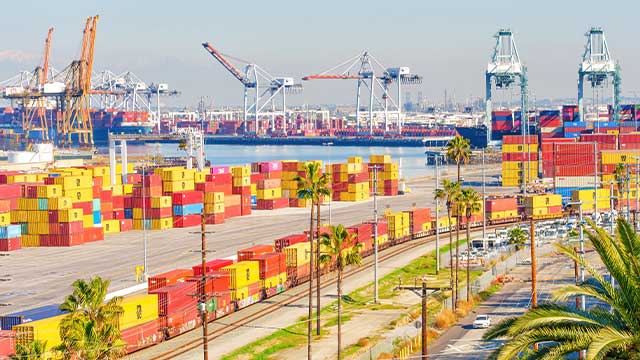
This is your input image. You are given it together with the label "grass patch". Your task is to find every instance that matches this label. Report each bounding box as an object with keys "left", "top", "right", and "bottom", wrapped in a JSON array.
[{"left": 324, "top": 314, "right": 352, "bottom": 328}]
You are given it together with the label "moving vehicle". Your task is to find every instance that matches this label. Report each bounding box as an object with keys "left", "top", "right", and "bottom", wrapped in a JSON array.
[{"left": 473, "top": 314, "right": 492, "bottom": 329}]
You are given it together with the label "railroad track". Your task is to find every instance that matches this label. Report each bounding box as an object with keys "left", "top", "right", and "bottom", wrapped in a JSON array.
[{"left": 145, "top": 222, "right": 514, "bottom": 360}]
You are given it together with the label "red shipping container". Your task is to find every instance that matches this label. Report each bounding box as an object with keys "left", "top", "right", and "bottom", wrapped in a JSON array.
[
  {"left": 193, "top": 259, "right": 234, "bottom": 276},
  {"left": 257, "top": 179, "right": 280, "bottom": 189},
  {"left": 503, "top": 135, "right": 537, "bottom": 144},
  {"left": 148, "top": 268, "right": 193, "bottom": 291},
  {"left": 101, "top": 202, "right": 113, "bottom": 214},
  {"left": 185, "top": 270, "right": 230, "bottom": 296},
  {"left": 195, "top": 182, "right": 216, "bottom": 192},
  {"left": 150, "top": 282, "right": 198, "bottom": 316},
  {"left": 143, "top": 175, "right": 162, "bottom": 187},
  {"left": 485, "top": 198, "right": 518, "bottom": 212},
  {"left": 0, "top": 184, "right": 22, "bottom": 198},
  {"left": 274, "top": 234, "right": 308, "bottom": 252},
  {"left": 112, "top": 195, "right": 125, "bottom": 209},
  {"left": 348, "top": 172, "right": 369, "bottom": 182},
  {"left": 172, "top": 191, "right": 203, "bottom": 205},
  {"left": 133, "top": 186, "right": 162, "bottom": 198},
  {"left": 126, "top": 173, "right": 142, "bottom": 184},
  {"left": 0, "top": 200, "right": 10, "bottom": 213},
  {"left": 72, "top": 201, "right": 93, "bottom": 215},
  {"left": 237, "top": 245, "right": 275, "bottom": 261},
  {"left": 287, "top": 263, "right": 310, "bottom": 281},
  {"left": 146, "top": 207, "right": 173, "bottom": 218},
  {"left": 112, "top": 209, "right": 125, "bottom": 220},
  {"left": 0, "top": 330, "right": 15, "bottom": 358},
  {"left": 84, "top": 227, "right": 104, "bottom": 242},
  {"left": 548, "top": 206, "right": 563, "bottom": 214},
  {"left": 205, "top": 173, "right": 232, "bottom": 185},
  {"left": 225, "top": 205, "right": 242, "bottom": 218},
  {"left": 263, "top": 170, "right": 282, "bottom": 180},
  {"left": 205, "top": 213, "right": 225, "bottom": 224},
  {"left": 0, "top": 237, "right": 21, "bottom": 251},
  {"left": 502, "top": 152, "right": 540, "bottom": 161},
  {"left": 231, "top": 186, "right": 251, "bottom": 196},
  {"left": 173, "top": 214, "right": 200, "bottom": 228},
  {"left": 119, "top": 219, "right": 133, "bottom": 232},
  {"left": 120, "top": 318, "right": 162, "bottom": 353},
  {"left": 49, "top": 221, "right": 84, "bottom": 235},
  {"left": 42, "top": 234, "right": 84, "bottom": 247},
  {"left": 251, "top": 173, "right": 265, "bottom": 183},
  {"left": 253, "top": 252, "right": 286, "bottom": 279},
  {"left": 554, "top": 165, "right": 596, "bottom": 176},
  {"left": 100, "top": 190, "right": 113, "bottom": 203}
]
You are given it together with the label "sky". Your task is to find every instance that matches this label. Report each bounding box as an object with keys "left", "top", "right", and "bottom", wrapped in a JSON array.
[{"left": 1, "top": 0, "right": 639, "bottom": 108}]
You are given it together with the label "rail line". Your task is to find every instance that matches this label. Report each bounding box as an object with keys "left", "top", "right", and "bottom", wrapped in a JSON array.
[{"left": 145, "top": 222, "right": 516, "bottom": 360}]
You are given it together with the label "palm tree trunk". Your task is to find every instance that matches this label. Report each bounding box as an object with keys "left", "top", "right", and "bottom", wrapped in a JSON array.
[
  {"left": 337, "top": 267, "right": 343, "bottom": 360},
  {"left": 316, "top": 201, "right": 321, "bottom": 335},
  {"left": 466, "top": 214, "right": 471, "bottom": 302},
  {"left": 455, "top": 215, "right": 460, "bottom": 308},
  {"left": 308, "top": 202, "right": 315, "bottom": 360},
  {"left": 447, "top": 208, "right": 455, "bottom": 309},
  {"left": 457, "top": 162, "right": 461, "bottom": 183}
]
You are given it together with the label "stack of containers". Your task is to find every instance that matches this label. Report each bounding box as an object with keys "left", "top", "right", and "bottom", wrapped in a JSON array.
[
  {"left": 485, "top": 197, "right": 518, "bottom": 222},
  {"left": 600, "top": 150, "right": 640, "bottom": 208},
  {"left": 281, "top": 161, "right": 306, "bottom": 207},
  {"left": 563, "top": 121, "right": 587, "bottom": 138},
  {"left": 374, "top": 221, "right": 389, "bottom": 247},
  {"left": 571, "top": 189, "right": 611, "bottom": 214},
  {"left": 230, "top": 165, "right": 251, "bottom": 216},
  {"left": 0, "top": 199, "right": 20, "bottom": 251},
  {"left": 368, "top": 155, "right": 399, "bottom": 196},
  {"left": 253, "top": 252, "right": 287, "bottom": 296},
  {"left": 580, "top": 134, "right": 617, "bottom": 150},
  {"left": 204, "top": 191, "right": 225, "bottom": 224},
  {"left": 385, "top": 212, "right": 410, "bottom": 240},
  {"left": 158, "top": 167, "right": 196, "bottom": 193},
  {"left": 452, "top": 197, "right": 484, "bottom": 227},
  {"left": 172, "top": 191, "right": 203, "bottom": 228},
  {"left": 130, "top": 174, "right": 166, "bottom": 231},
  {"left": 404, "top": 208, "right": 431, "bottom": 236},
  {"left": 619, "top": 133, "right": 640, "bottom": 150},
  {"left": 283, "top": 242, "right": 311, "bottom": 282},
  {"left": 501, "top": 135, "right": 539, "bottom": 187},
  {"left": 149, "top": 281, "right": 200, "bottom": 338},
  {"left": 539, "top": 110, "right": 563, "bottom": 139},
  {"left": 491, "top": 110, "right": 519, "bottom": 133},
  {"left": 346, "top": 223, "right": 373, "bottom": 254},
  {"left": 331, "top": 157, "right": 370, "bottom": 202},
  {"left": 237, "top": 244, "right": 274, "bottom": 261},
  {"left": 274, "top": 233, "right": 307, "bottom": 252},
  {"left": 0, "top": 183, "right": 22, "bottom": 210},
  {"left": 620, "top": 105, "right": 635, "bottom": 122},
  {"left": 562, "top": 105, "right": 579, "bottom": 122},
  {"left": 553, "top": 143, "right": 599, "bottom": 200},
  {"left": 541, "top": 138, "right": 577, "bottom": 178},
  {"left": 221, "top": 261, "right": 261, "bottom": 307},
  {"left": 592, "top": 121, "right": 619, "bottom": 134},
  {"left": 254, "top": 161, "right": 288, "bottom": 210},
  {"left": 524, "top": 194, "right": 563, "bottom": 218}
]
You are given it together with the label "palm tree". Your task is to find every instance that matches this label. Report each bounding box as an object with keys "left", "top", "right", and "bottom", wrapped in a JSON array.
[
  {"left": 57, "top": 277, "right": 125, "bottom": 360},
  {"left": 9, "top": 340, "right": 47, "bottom": 360},
  {"left": 295, "top": 161, "right": 331, "bottom": 346},
  {"left": 613, "top": 163, "right": 626, "bottom": 212},
  {"left": 484, "top": 218, "right": 640, "bottom": 359},
  {"left": 446, "top": 135, "right": 471, "bottom": 183},
  {"left": 507, "top": 227, "right": 527, "bottom": 264},
  {"left": 441, "top": 179, "right": 461, "bottom": 309},
  {"left": 460, "top": 188, "right": 481, "bottom": 302},
  {"left": 319, "top": 224, "right": 363, "bottom": 360},
  {"left": 434, "top": 188, "right": 446, "bottom": 276}
]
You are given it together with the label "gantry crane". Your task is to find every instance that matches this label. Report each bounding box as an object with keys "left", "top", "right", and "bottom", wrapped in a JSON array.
[
  {"left": 303, "top": 51, "right": 421, "bottom": 134},
  {"left": 577, "top": 27, "right": 620, "bottom": 122},
  {"left": 202, "top": 42, "right": 302, "bottom": 135},
  {"left": 58, "top": 15, "right": 99, "bottom": 147},
  {"left": 485, "top": 29, "right": 528, "bottom": 144},
  {"left": 22, "top": 27, "right": 54, "bottom": 142}
]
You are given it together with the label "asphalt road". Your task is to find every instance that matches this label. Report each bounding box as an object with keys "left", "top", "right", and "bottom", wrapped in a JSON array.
[
  {"left": 425, "top": 246, "right": 580, "bottom": 360},
  {"left": 0, "top": 164, "right": 505, "bottom": 315}
]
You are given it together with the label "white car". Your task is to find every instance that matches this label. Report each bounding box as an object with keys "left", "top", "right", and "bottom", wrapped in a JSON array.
[{"left": 473, "top": 314, "right": 492, "bottom": 329}]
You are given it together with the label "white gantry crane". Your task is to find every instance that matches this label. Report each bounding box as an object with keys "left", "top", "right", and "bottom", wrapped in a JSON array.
[
  {"left": 202, "top": 42, "right": 302, "bottom": 135},
  {"left": 577, "top": 27, "right": 620, "bottom": 122},
  {"left": 303, "top": 51, "right": 421, "bottom": 135},
  {"left": 485, "top": 28, "right": 528, "bottom": 144}
]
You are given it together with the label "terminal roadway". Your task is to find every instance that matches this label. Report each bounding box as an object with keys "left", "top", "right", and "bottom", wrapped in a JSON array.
[{"left": 0, "top": 164, "right": 502, "bottom": 316}]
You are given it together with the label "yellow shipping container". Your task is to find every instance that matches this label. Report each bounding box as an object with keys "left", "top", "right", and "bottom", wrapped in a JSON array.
[
  {"left": 54, "top": 175, "right": 93, "bottom": 190},
  {"left": 48, "top": 197, "right": 72, "bottom": 210},
  {"left": 204, "top": 203, "right": 225, "bottom": 214},
  {"left": 18, "top": 199, "right": 38, "bottom": 211},
  {"left": 81, "top": 215, "right": 93, "bottom": 228},
  {"left": 525, "top": 194, "right": 562, "bottom": 208},
  {"left": 502, "top": 177, "right": 521, "bottom": 187},
  {"left": 0, "top": 212, "right": 9, "bottom": 226},
  {"left": 348, "top": 156, "right": 363, "bottom": 164},
  {"left": 261, "top": 272, "right": 287, "bottom": 289},
  {"left": 194, "top": 171, "right": 207, "bottom": 184},
  {"left": 284, "top": 242, "right": 311, "bottom": 266},
  {"left": 257, "top": 188, "right": 282, "bottom": 200},
  {"left": 27, "top": 223, "right": 49, "bottom": 235},
  {"left": 526, "top": 207, "right": 548, "bottom": 216},
  {"left": 370, "top": 155, "right": 391, "bottom": 164},
  {"left": 251, "top": 183, "right": 257, "bottom": 195},
  {"left": 231, "top": 165, "right": 251, "bottom": 177},
  {"left": 163, "top": 180, "right": 195, "bottom": 193},
  {"left": 58, "top": 209, "right": 83, "bottom": 222},
  {"left": 103, "top": 184, "right": 123, "bottom": 196},
  {"left": 21, "top": 234, "right": 40, "bottom": 247},
  {"left": 7, "top": 174, "right": 39, "bottom": 184},
  {"left": 151, "top": 217, "right": 173, "bottom": 230},
  {"left": 160, "top": 168, "right": 195, "bottom": 182},
  {"left": 221, "top": 261, "right": 260, "bottom": 289},
  {"left": 63, "top": 188, "right": 93, "bottom": 202},
  {"left": 103, "top": 219, "right": 121, "bottom": 234},
  {"left": 347, "top": 182, "right": 368, "bottom": 193},
  {"left": 502, "top": 144, "right": 538, "bottom": 153},
  {"left": 37, "top": 185, "right": 63, "bottom": 198},
  {"left": 204, "top": 192, "right": 225, "bottom": 204},
  {"left": 502, "top": 161, "right": 539, "bottom": 172},
  {"left": 28, "top": 211, "right": 49, "bottom": 223},
  {"left": 421, "top": 221, "right": 433, "bottom": 231},
  {"left": 600, "top": 150, "right": 640, "bottom": 165},
  {"left": 118, "top": 294, "right": 159, "bottom": 330},
  {"left": 377, "top": 233, "right": 389, "bottom": 246},
  {"left": 571, "top": 189, "right": 610, "bottom": 202},
  {"left": 231, "top": 288, "right": 260, "bottom": 302},
  {"left": 14, "top": 314, "right": 65, "bottom": 349},
  {"left": 150, "top": 196, "right": 172, "bottom": 208},
  {"left": 123, "top": 184, "right": 134, "bottom": 195},
  {"left": 383, "top": 163, "right": 398, "bottom": 172},
  {"left": 90, "top": 166, "right": 110, "bottom": 177},
  {"left": 232, "top": 176, "right": 251, "bottom": 187}
]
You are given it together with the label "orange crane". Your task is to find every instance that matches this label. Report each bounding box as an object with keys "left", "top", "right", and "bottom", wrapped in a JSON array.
[
  {"left": 60, "top": 15, "right": 98, "bottom": 147},
  {"left": 23, "top": 27, "right": 54, "bottom": 142}
]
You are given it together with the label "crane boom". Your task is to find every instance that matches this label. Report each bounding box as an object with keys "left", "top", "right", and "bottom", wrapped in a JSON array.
[
  {"left": 302, "top": 74, "right": 363, "bottom": 81},
  {"left": 202, "top": 42, "right": 249, "bottom": 85},
  {"left": 40, "top": 27, "right": 53, "bottom": 85}
]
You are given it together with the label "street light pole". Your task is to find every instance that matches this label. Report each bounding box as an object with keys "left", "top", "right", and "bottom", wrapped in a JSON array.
[
  {"left": 421, "top": 281, "right": 428, "bottom": 360},
  {"left": 373, "top": 165, "right": 379, "bottom": 303},
  {"left": 635, "top": 157, "right": 639, "bottom": 231},
  {"left": 610, "top": 181, "right": 615, "bottom": 235},
  {"left": 142, "top": 163, "right": 148, "bottom": 281},
  {"left": 482, "top": 149, "right": 486, "bottom": 239},
  {"left": 435, "top": 155, "right": 440, "bottom": 274}
]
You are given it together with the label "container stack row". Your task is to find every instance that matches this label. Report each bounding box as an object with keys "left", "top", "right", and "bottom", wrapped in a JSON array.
[
  {"left": 501, "top": 135, "right": 539, "bottom": 187},
  {"left": 329, "top": 156, "right": 370, "bottom": 202},
  {"left": 368, "top": 155, "right": 399, "bottom": 196}
]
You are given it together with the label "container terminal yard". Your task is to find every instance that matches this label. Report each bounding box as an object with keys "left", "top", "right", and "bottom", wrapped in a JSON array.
[{"left": 0, "top": 8, "right": 639, "bottom": 360}]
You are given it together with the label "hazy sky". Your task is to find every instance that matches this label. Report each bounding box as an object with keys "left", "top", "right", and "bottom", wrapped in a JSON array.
[{"left": 1, "top": 0, "right": 639, "bottom": 108}]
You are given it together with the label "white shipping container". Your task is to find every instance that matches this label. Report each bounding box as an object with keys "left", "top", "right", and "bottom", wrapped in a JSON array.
[
  {"left": 4, "top": 86, "right": 25, "bottom": 96},
  {"left": 554, "top": 176, "right": 598, "bottom": 188},
  {"left": 43, "top": 82, "right": 65, "bottom": 94}
]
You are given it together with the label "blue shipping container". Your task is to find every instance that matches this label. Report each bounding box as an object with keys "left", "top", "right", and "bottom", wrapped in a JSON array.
[
  {"left": 37, "top": 198, "right": 48, "bottom": 210},
  {"left": 92, "top": 199, "right": 101, "bottom": 211},
  {"left": 124, "top": 208, "right": 133, "bottom": 219},
  {"left": 540, "top": 110, "right": 561, "bottom": 116},
  {"left": 93, "top": 210, "right": 101, "bottom": 224},
  {"left": 250, "top": 195, "right": 257, "bottom": 206},
  {"left": 555, "top": 187, "right": 590, "bottom": 202},
  {"left": 0, "top": 224, "right": 22, "bottom": 239},
  {"left": 564, "top": 122, "right": 587, "bottom": 127},
  {"left": 173, "top": 203, "right": 204, "bottom": 216},
  {"left": 1, "top": 304, "right": 68, "bottom": 330}
]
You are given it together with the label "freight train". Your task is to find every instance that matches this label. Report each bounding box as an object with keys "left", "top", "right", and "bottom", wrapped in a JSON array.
[{"left": 0, "top": 192, "right": 560, "bottom": 358}]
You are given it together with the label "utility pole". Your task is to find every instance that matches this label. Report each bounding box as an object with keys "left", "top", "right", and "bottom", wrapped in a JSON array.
[
  {"left": 142, "top": 163, "right": 148, "bottom": 281},
  {"left": 578, "top": 201, "right": 586, "bottom": 360},
  {"left": 593, "top": 143, "right": 598, "bottom": 224},
  {"left": 635, "top": 156, "right": 639, "bottom": 231},
  {"left": 435, "top": 155, "right": 440, "bottom": 274},
  {"left": 373, "top": 165, "right": 380, "bottom": 303},
  {"left": 627, "top": 165, "right": 631, "bottom": 223},
  {"left": 482, "top": 149, "right": 486, "bottom": 239},
  {"left": 421, "top": 281, "right": 428, "bottom": 360},
  {"left": 610, "top": 181, "right": 615, "bottom": 235},
  {"left": 199, "top": 212, "right": 209, "bottom": 360},
  {"left": 530, "top": 217, "right": 537, "bottom": 309}
]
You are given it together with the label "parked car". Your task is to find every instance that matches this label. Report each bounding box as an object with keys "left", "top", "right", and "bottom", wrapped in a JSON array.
[{"left": 473, "top": 314, "right": 492, "bottom": 329}]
